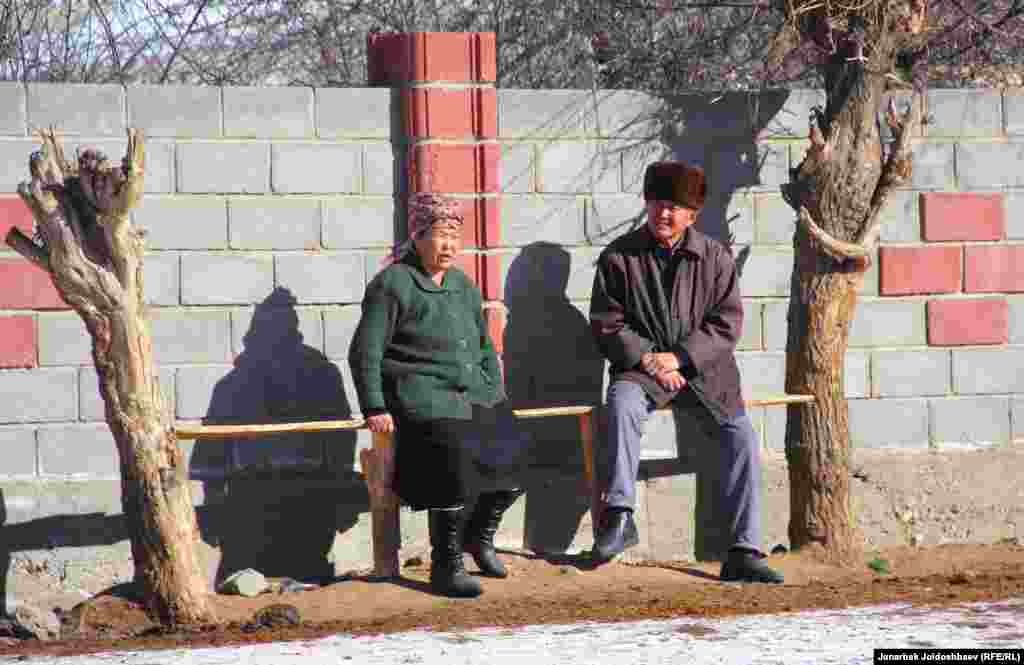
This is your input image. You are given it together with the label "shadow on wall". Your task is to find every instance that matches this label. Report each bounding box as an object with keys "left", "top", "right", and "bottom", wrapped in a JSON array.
[
  {"left": 503, "top": 243, "right": 605, "bottom": 553},
  {"left": 190, "top": 287, "right": 366, "bottom": 585}
]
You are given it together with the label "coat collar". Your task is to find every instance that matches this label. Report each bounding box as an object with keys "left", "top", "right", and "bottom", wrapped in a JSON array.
[
  {"left": 637, "top": 224, "right": 706, "bottom": 259},
  {"left": 400, "top": 252, "right": 465, "bottom": 293}
]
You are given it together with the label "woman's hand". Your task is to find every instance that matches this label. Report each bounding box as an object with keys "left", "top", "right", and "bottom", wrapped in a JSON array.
[{"left": 365, "top": 412, "right": 395, "bottom": 433}]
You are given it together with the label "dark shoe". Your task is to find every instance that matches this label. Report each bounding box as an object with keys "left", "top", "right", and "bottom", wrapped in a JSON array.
[
  {"left": 463, "top": 489, "right": 522, "bottom": 578},
  {"left": 591, "top": 508, "right": 639, "bottom": 561},
  {"left": 720, "top": 548, "right": 784, "bottom": 584},
  {"left": 428, "top": 508, "right": 483, "bottom": 598}
]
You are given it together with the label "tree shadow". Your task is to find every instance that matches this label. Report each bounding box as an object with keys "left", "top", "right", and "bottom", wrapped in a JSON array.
[
  {"left": 190, "top": 287, "right": 364, "bottom": 586},
  {"left": 503, "top": 242, "right": 605, "bottom": 554}
]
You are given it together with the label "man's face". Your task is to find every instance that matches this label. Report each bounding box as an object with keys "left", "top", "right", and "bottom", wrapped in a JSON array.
[
  {"left": 414, "top": 222, "right": 462, "bottom": 274},
  {"left": 645, "top": 200, "right": 698, "bottom": 247}
]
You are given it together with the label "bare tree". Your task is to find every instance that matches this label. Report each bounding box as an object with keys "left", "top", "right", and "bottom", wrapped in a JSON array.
[{"left": 5, "top": 130, "right": 214, "bottom": 625}]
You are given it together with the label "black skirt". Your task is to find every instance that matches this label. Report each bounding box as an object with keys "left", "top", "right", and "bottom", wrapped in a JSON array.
[{"left": 392, "top": 401, "right": 532, "bottom": 511}]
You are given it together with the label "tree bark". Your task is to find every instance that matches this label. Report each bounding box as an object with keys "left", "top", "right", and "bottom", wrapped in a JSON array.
[{"left": 7, "top": 129, "right": 214, "bottom": 625}]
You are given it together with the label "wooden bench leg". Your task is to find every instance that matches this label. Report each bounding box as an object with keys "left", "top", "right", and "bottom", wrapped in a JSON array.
[
  {"left": 359, "top": 431, "right": 401, "bottom": 578},
  {"left": 578, "top": 411, "right": 603, "bottom": 539}
]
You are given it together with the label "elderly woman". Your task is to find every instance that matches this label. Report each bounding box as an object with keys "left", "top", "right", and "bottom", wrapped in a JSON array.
[{"left": 348, "top": 193, "right": 529, "bottom": 598}]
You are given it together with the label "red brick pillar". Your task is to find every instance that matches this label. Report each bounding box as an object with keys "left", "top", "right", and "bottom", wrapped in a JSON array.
[{"left": 367, "top": 32, "right": 505, "bottom": 351}]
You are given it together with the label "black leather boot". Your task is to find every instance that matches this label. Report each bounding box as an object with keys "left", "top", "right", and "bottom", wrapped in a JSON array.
[
  {"left": 463, "top": 489, "right": 523, "bottom": 578},
  {"left": 719, "top": 547, "right": 784, "bottom": 584},
  {"left": 591, "top": 507, "right": 639, "bottom": 562},
  {"left": 428, "top": 508, "right": 483, "bottom": 598}
]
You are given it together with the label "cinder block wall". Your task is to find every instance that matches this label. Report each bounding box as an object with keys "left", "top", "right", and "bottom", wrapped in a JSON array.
[{"left": 1, "top": 35, "right": 1023, "bottom": 585}]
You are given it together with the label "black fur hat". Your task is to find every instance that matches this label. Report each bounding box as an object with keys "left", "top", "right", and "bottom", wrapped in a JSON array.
[{"left": 642, "top": 161, "right": 706, "bottom": 210}]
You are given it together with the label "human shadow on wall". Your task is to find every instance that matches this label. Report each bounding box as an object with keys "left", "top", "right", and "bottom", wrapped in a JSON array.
[
  {"left": 191, "top": 287, "right": 365, "bottom": 585},
  {"left": 503, "top": 243, "right": 605, "bottom": 554}
]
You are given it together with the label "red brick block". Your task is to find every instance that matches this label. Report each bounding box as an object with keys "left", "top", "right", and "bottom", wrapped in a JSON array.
[
  {"left": 927, "top": 298, "right": 1008, "bottom": 346},
  {"left": 480, "top": 253, "right": 502, "bottom": 301},
  {"left": 0, "top": 197, "right": 33, "bottom": 240},
  {"left": 0, "top": 315, "right": 36, "bottom": 368},
  {"left": 461, "top": 197, "right": 500, "bottom": 249},
  {"left": 367, "top": 32, "right": 496, "bottom": 84},
  {"left": 964, "top": 245, "right": 1024, "bottom": 293},
  {"left": 878, "top": 245, "right": 962, "bottom": 296},
  {"left": 921, "top": 192, "right": 1004, "bottom": 241},
  {"left": 0, "top": 259, "right": 68, "bottom": 309},
  {"left": 483, "top": 306, "right": 505, "bottom": 353},
  {"left": 410, "top": 144, "right": 500, "bottom": 194},
  {"left": 404, "top": 88, "right": 496, "bottom": 140},
  {"left": 456, "top": 251, "right": 480, "bottom": 286}
]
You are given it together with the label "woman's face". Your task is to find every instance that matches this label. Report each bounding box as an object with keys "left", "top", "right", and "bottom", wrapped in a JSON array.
[{"left": 414, "top": 222, "right": 462, "bottom": 275}]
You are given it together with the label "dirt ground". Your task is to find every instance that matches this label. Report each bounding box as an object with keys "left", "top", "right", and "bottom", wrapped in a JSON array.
[{"left": 3, "top": 541, "right": 1024, "bottom": 658}]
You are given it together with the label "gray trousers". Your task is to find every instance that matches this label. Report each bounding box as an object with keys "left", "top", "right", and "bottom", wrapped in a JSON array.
[{"left": 603, "top": 380, "right": 762, "bottom": 552}]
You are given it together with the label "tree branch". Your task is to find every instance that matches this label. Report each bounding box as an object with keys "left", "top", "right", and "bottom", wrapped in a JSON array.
[
  {"left": 5, "top": 227, "right": 50, "bottom": 271},
  {"left": 798, "top": 206, "right": 871, "bottom": 261}
]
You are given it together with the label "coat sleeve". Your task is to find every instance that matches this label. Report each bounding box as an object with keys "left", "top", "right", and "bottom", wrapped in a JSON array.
[
  {"left": 348, "top": 275, "right": 400, "bottom": 414},
  {"left": 672, "top": 246, "right": 743, "bottom": 378},
  {"left": 589, "top": 249, "right": 655, "bottom": 370}
]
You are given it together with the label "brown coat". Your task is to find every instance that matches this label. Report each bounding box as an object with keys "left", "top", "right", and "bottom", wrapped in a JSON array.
[{"left": 589, "top": 225, "right": 744, "bottom": 423}]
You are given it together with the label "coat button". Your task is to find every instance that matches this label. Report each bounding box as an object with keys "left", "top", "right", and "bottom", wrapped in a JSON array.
[{"left": 458, "top": 339, "right": 468, "bottom": 348}]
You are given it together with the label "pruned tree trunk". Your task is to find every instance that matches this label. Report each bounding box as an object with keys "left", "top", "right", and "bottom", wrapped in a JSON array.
[
  {"left": 783, "top": 6, "right": 922, "bottom": 565},
  {"left": 6, "top": 129, "right": 214, "bottom": 625}
]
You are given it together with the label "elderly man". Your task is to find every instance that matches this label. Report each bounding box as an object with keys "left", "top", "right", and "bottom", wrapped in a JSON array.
[{"left": 588, "top": 161, "right": 783, "bottom": 584}]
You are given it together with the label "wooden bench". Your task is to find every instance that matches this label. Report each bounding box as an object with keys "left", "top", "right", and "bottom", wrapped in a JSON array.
[{"left": 173, "top": 394, "right": 814, "bottom": 577}]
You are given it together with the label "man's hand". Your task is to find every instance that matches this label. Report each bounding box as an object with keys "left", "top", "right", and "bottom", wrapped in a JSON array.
[
  {"left": 641, "top": 352, "right": 681, "bottom": 376},
  {"left": 366, "top": 412, "right": 395, "bottom": 433},
  {"left": 655, "top": 369, "right": 686, "bottom": 392}
]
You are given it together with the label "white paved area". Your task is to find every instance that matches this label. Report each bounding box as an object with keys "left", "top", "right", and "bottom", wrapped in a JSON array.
[{"left": 5, "top": 598, "right": 1022, "bottom": 665}]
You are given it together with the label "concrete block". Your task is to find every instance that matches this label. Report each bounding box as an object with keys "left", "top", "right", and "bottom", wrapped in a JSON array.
[
  {"left": 590, "top": 89, "right": 664, "bottom": 140},
  {"left": 79, "top": 366, "right": 174, "bottom": 423},
  {"left": 953, "top": 347, "right": 1024, "bottom": 394},
  {"left": 859, "top": 249, "right": 880, "bottom": 297},
  {"left": 149, "top": 309, "right": 232, "bottom": 364},
  {"left": 126, "top": 85, "right": 221, "bottom": 138},
  {"left": 26, "top": 83, "right": 124, "bottom": 135},
  {"left": 957, "top": 142, "right": 1024, "bottom": 189},
  {"left": 586, "top": 196, "right": 644, "bottom": 245},
  {"left": 719, "top": 192, "right": 754, "bottom": 246},
  {"left": 871, "top": 348, "right": 951, "bottom": 398},
  {"left": 754, "top": 194, "right": 797, "bottom": 245},
  {"left": 1007, "top": 90, "right": 1024, "bottom": 136},
  {"left": 1006, "top": 191, "right": 1024, "bottom": 240},
  {"left": 175, "top": 365, "right": 233, "bottom": 420},
  {"left": 231, "top": 305, "right": 324, "bottom": 357},
  {"left": 846, "top": 351, "right": 869, "bottom": 399},
  {"left": 143, "top": 252, "right": 180, "bottom": 306},
  {"left": 1014, "top": 396, "right": 1024, "bottom": 444},
  {"left": 181, "top": 253, "right": 274, "bottom": 305},
  {"left": 848, "top": 398, "right": 929, "bottom": 449},
  {"left": 538, "top": 142, "right": 620, "bottom": 194},
  {"left": 0, "top": 368, "right": 77, "bottom": 424},
  {"left": 316, "top": 88, "right": 393, "bottom": 138},
  {"left": 271, "top": 143, "right": 360, "bottom": 194},
  {"left": 275, "top": 253, "right": 364, "bottom": 304},
  {"left": 564, "top": 248, "right": 604, "bottom": 300},
  {"left": 228, "top": 197, "right": 321, "bottom": 250},
  {"left": 929, "top": 396, "right": 1011, "bottom": 448},
  {"left": 849, "top": 300, "right": 926, "bottom": 347},
  {"left": 710, "top": 143, "right": 788, "bottom": 192},
  {"left": 0, "top": 426, "right": 36, "bottom": 476},
  {"left": 363, "top": 142, "right": 397, "bottom": 195},
  {"left": 498, "top": 90, "right": 592, "bottom": 139},
  {"left": 38, "top": 423, "right": 118, "bottom": 477},
  {"left": 0, "top": 82, "right": 26, "bottom": 135},
  {"left": 224, "top": 87, "right": 314, "bottom": 138},
  {"left": 738, "top": 300, "right": 762, "bottom": 351},
  {"left": 1010, "top": 296, "right": 1024, "bottom": 344},
  {"left": 503, "top": 196, "right": 586, "bottom": 247},
  {"left": 620, "top": 140, "right": 674, "bottom": 193},
  {"left": 364, "top": 250, "right": 390, "bottom": 288},
  {"left": 926, "top": 89, "right": 1003, "bottom": 137},
  {"left": 37, "top": 312, "right": 91, "bottom": 366},
  {"left": 0, "top": 140, "right": 38, "bottom": 193},
  {"left": 323, "top": 306, "right": 363, "bottom": 361},
  {"left": 135, "top": 196, "right": 229, "bottom": 249},
  {"left": 323, "top": 197, "right": 396, "bottom": 249},
  {"left": 878, "top": 190, "right": 920, "bottom": 243},
  {"left": 736, "top": 352, "right": 785, "bottom": 396},
  {"left": 910, "top": 142, "right": 955, "bottom": 189},
  {"left": 737, "top": 246, "right": 792, "bottom": 297},
  {"left": 764, "top": 89, "right": 826, "bottom": 138},
  {"left": 500, "top": 142, "right": 535, "bottom": 193},
  {"left": 762, "top": 299, "right": 789, "bottom": 351},
  {"left": 177, "top": 142, "right": 269, "bottom": 194}
]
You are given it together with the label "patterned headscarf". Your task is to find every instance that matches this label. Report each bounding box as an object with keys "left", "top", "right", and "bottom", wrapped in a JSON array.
[{"left": 384, "top": 193, "right": 465, "bottom": 264}]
